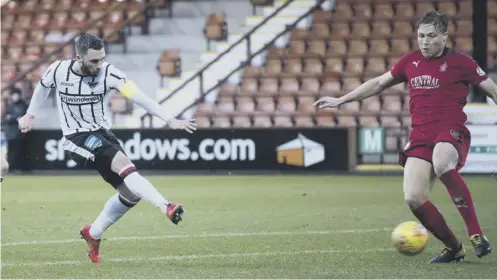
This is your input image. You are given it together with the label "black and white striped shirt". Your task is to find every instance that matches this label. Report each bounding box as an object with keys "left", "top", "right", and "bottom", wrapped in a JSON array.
[{"left": 40, "top": 59, "right": 127, "bottom": 136}]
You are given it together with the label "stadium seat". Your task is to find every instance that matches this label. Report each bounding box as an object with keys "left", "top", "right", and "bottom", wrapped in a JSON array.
[
  {"left": 380, "top": 116, "right": 401, "bottom": 128},
  {"left": 394, "top": 3, "right": 414, "bottom": 20},
  {"left": 336, "top": 115, "right": 356, "bottom": 127},
  {"left": 455, "top": 37, "right": 473, "bottom": 53},
  {"left": 383, "top": 96, "right": 402, "bottom": 113},
  {"left": 324, "top": 58, "right": 343, "bottom": 75},
  {"left": 489, "top": 19, "right": 497, "bottom": 37},
  {"left": 415, "top": 3, "right": 436, "bottom": 18},
  {"left": 332, "top": 2, "right": 353, "bottom": 21},
  {"left": 256, "top": 97, "right": 275, "bottom": 113},
  {"left": 457, "top": 1, "right": 472, "bottom": 18},
  {"left": 280, "top": 78, "right": 299, "bottom": 95},
  {"left": 369, "top": 39, "right": 390, "bottom": 56},
  {"left": 373, "top": 3, "right": 394, "bottom": 20},
  {"left": 301, "top": 77, "right": 321, "bottom": 95},
  {"left": 309, "top": 23, "right": 330, "bottom": 40},
  {"left": 204, "top": 13, "right": 228, "bottom": 47},
  {"left": 327, "top": 40, "right": 347, "bottom": 57},
  {"left": 350, "top": 22, "right": 371, "bottom": 38},
  {"left": 294, "top": 116, "right": 315, "bottom": 127},
  {"left": 195, "top": 116, "right": 211, "bottom": 128},
  {"left": 240, "top": 78, "right": 258, "bottom": 96},
  {"left": 348, "top": 40, "right": 368, "bottom": 56},
  {"left": 259, "top": 78, "right": 279, "bottom": 96},
  {"left": 353, "top": 3, "right": 372, "bottom": 20},
  {"left": 158, "top": 49, "right": 182, "bottom": 78},
  {"left": 219, "top": 84, "right": 239, "bottom": 97},
  {"left": 488, "top": 1, "right": 497, "bottom": 18},
  {"left": 315, "top": 114, "right": 335, "bottom": 127},
  {"left": 265, "top": 59, "right": 282, "bottom": 77},
  {"left": 391, "top": 39, "right": 410, "bottom": 56},
  {"left": 312, "top": 10, "right": 332, "bottom": 24},
  {"left": 233, "top": 116, "right": 252, "bottom": 128},
  {"left": 274, "top": 116, "right": 293, "bottom": 127},
  {"left": 392, "top": 22, "right": 413, "bottom": 38},
  {"left": 456, "top": 20, "right": 473, "bottom": 36},
  {"left": 212, "top": 116, "right": 231, "bottom": 128},
  {"left": 330, "top": 23, "right": 350, "bottom": 38},
  {"left": 371, "top": 21, "right": 392, "bottom": 38},
  {"left": 243, "top": 66, "right": 262, "bottom": 79},
  {"left": 362, "top": 96, "right": 381, "bottom": 113},
  {"left": 438, "top": 2, "right": 457, "bottom": 17},
  {"left": 359, "top": 116, "right": 379, "bottom": 128},
  {"left": 236, "top": 97, "right": 255, "bottom": 114},
  {"left": 253, "top": 115, "right": 272, "bottom": 127},
  {"left": 320, "top": 77, "right": 341, "bottom": 96}
]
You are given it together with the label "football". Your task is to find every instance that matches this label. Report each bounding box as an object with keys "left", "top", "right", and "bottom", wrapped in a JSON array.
[{"left": 391, "top": 221, "right": 429, "bottom": 256}]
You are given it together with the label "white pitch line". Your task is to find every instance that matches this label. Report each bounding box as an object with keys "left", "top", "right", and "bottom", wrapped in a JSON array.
[
  {"left": 1, "top": 248, "right": 395, "bottom": 267},
  {"left": 1, "top": 227, "right": 391, "bottom": 247}
]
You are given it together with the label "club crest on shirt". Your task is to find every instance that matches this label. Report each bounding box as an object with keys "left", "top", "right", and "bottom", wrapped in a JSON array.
[
  {"left": 439, "top": 62, "right": 447, "bottom": 72},
  {"left": 450, "top": 129, "right": 460, "bottom": 140},
  {"left": 476, "top": 66, "right": 486, "bottom": 76},
  {"left": 410, "top": 75, "right": 440, "bottom": 89}
]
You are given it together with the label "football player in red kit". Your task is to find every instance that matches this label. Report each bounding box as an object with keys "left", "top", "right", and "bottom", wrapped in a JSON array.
[{"left": 314, "top": 11, "right": 497, "bottom": 263}]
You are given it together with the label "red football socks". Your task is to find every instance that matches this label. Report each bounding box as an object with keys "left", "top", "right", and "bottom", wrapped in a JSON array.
[
  {"left": 440, "top": 169, "right": 483, "bottom": 236},
  {"left": 411, "top": 200, "right": 460, "bottom": 250}
]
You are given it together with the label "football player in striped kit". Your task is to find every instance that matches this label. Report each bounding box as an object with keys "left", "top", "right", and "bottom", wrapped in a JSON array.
[{"left": 17, "top": 33, "right": 197, "bottom": 264}]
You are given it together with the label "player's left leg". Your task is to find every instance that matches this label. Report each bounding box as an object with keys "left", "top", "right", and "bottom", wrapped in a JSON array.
[
  {"left": 433, "top": 141, "right": 492, "bottom": 258},
  {"left": 80, "top": 182, "right": 141, "bottom": 263},
  {"left": 87, "top": 182, "right": 141, "bottom": 240},
  {"left": 1, "top": 154, "right": 9, "bottom": 182}
]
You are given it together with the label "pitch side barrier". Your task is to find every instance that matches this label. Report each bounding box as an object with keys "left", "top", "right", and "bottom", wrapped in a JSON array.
[
  {"left": 22, "top": 128, "right": 357, "bottom": 172},
  {"left": 357, "top": 104, "right": 497, "bottom": 174}
]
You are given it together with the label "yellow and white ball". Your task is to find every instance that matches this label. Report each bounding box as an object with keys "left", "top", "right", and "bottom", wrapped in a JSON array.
[{"left": 391, "top": 221, "right": 429, "bottom": 256}]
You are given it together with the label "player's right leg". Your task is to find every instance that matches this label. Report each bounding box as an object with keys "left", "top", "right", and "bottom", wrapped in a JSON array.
[
  {"left": 433, "top": 129, "right": 492, "bottom": 259},
  {"left": 403, "top": 157, "right": 465, "bottom": 263},
  {"left": 109, "top": 151, "right": 184, "bottom": 225},
  {"left": 1, "top": 154, "right": 9, "bottom": 182}
]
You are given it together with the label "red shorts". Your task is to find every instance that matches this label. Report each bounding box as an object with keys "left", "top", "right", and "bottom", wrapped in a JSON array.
[{"left": 398, "top": 125, "right": 471, "bottom": 171}]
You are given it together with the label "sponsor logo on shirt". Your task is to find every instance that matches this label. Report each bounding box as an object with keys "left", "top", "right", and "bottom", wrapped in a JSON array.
[{"left": 410, "top": 75, "right": 440, "bottom": 89}]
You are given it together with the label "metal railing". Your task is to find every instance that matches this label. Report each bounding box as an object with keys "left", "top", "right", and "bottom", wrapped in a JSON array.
[
  {"left": 140, "top": 0, "right": 300, "bottom": 126},
  {"left": 141, "top": 0, "right": 326, "bottom": 127},
  {"left": 172, "top": 0, "right": 327, "bottom": 123}
]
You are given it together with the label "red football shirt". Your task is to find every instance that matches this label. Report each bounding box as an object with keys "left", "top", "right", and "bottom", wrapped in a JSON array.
[{"left": 390, "top": 48, "right": 488, "bottom": 128}]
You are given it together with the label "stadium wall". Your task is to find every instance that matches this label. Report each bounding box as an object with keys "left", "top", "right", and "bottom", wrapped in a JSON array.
[
  {"left": 3, "top": 105, "right": 494, "bottom": 174},
  {"left": 19, "top": 128, "right": 357, "bottom": 173}
]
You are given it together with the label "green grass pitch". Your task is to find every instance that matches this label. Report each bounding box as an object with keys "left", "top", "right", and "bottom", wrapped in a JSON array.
[{"left": 1, "top": 174, "right": 496, "bottom": 278}]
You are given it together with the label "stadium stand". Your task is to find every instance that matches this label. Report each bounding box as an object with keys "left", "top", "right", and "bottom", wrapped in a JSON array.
[
  {"left": 191, "top": 0, "right": 497, "bottom": 135},
  {"left": 1, "top": 0, "right": 171, "bottom": 117},
  {"left": 1, "top": 0, "right": 496, "bottom": 132}
]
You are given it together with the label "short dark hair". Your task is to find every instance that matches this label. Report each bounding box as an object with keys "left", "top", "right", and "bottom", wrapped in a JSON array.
[
  {"left": 416, "top": 11, "right": 449, "bottom": 33},
  {"left": 75, "top": 33, "right": 104, "bottom": 56}
]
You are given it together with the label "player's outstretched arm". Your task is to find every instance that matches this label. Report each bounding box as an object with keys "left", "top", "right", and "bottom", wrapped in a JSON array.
[
  {"left": 314, "top": 71, "right": 400, "bottom": 109},
  {"left": 477, "top": 78, "right": 497, "bottom": 105},
  {"left": 118, "top": 80, "right": 197, "bottom": 133},
  {"left": 18, "top": 81, "right": 53, "bottom": 133},
  {"left": 18, "top": 60, "right": 59, "bottom": 133}
]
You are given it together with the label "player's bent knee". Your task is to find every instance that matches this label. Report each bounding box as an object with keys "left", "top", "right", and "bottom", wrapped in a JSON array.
[
  {"left": 116, "top": 183, "right": 141, "bottom": 207},
  {"left": 403, "top": 157, "right": 432, "bottom": 209},
  {"left": 110, "top": 151, "right": 135, "bottom": 175},
  {"left": 404, "top": 192, "right": 428, "bottom": 209},
  {"left": 432, "top": 143, "right": 459, "bottom": 177}
]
